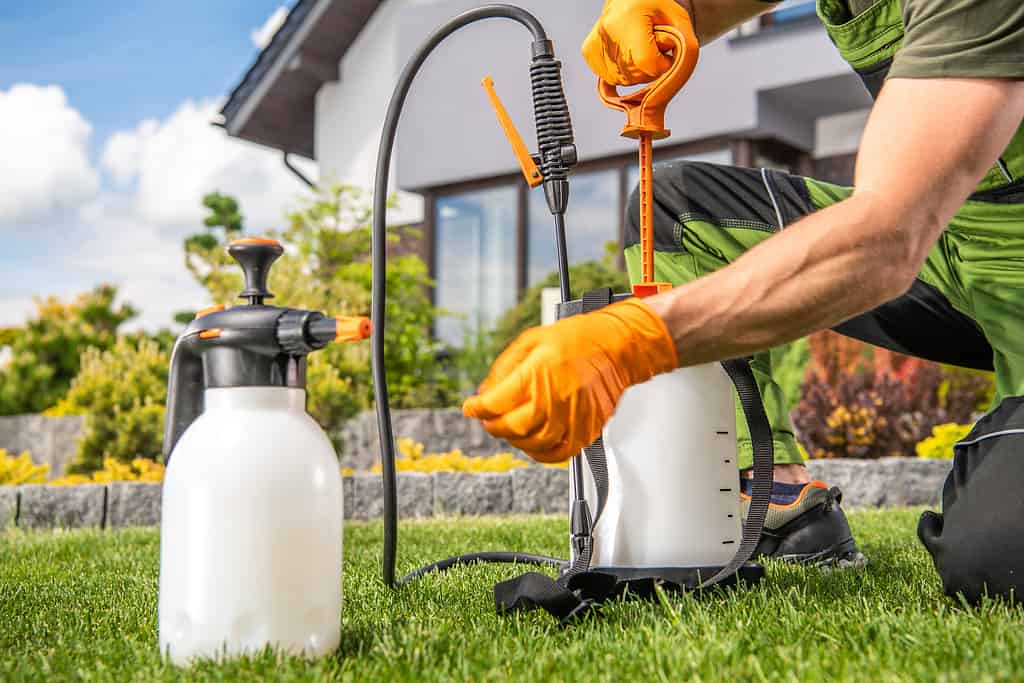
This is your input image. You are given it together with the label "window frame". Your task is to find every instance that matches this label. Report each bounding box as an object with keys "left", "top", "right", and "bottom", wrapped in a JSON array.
[{"left": 421, "top": 135, "right": 806, "bottom": 341}]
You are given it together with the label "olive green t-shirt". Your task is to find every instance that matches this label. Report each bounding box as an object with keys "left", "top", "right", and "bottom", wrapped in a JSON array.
[{"left": 823, "top": 0, "right": 1024, "bottom": 79}]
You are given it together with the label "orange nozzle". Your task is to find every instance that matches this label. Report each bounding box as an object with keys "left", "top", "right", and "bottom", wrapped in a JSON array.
[
  {"left": 230, "top": 237, "right": 281, "bottom": 247},
  {"left": 482, "top": 76, "right": 543, "bottom": 188},
  {"left": 597, "top": 24, "right": 699, "bottom": 140},
  {"left": 195, "top": 304, "right": 225, "bottom": 319},
  {"left": 335, "top": 316, "right": 372, "bottom": 342}
]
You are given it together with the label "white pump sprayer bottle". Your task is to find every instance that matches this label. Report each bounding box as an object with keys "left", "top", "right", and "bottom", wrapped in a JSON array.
[{"left": 158, "top": 238, "right": 371, "bottom": 665}]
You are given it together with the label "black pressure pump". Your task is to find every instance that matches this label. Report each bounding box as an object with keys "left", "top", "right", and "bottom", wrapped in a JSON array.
[{"left": 163, "top": 237, "right": 371, "bottom": 461}]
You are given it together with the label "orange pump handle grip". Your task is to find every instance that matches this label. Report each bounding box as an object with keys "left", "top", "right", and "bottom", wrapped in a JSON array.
[
  {"left": 597, "top": 24, "right": 699, "bottom": 140},
  {"left": 334, "top": 315, "right": 372, "bottom": 342}
]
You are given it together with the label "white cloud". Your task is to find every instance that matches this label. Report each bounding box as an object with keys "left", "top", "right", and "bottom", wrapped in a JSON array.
[
  {"left": 0, "top": 91, "right": 315, "bottom": 331},
  {"left": 251, "top": 6, "right": 289, "bottom": 49},
  {"left": 0, "top": 84, "right": 99, "bottom": 226},
  {"left": 100, "top": 98, "right": 312, "bottom": 232}
]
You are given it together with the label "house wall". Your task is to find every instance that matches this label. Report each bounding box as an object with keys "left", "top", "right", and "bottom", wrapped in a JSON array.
[
  {"left": 314, "top": 0, "right": 427, "bottom": 225},
  {"left": 314, "top": 0, "right": 874, "bottom": 222}
]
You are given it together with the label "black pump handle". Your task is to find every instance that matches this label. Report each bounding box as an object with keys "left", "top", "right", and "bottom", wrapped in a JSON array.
[{"left": 163, "top": 335, "right": 204, "bottom": 463}]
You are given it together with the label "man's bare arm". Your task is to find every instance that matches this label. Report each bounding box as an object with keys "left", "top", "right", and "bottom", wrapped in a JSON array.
[
  {"left": 645, "top": 77, "right": 1024, "bottom": 366},
  {"left": 677, "top": 0, "right": 777, "bottom": 44}
]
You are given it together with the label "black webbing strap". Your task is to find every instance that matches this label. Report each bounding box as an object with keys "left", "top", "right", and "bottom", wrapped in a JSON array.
[
  {"left": 698, "top": 358, "right": 774, "bottom": 588},
  {"left": 494, "top": 288, "right": 775, "bottom": 625},
  {"left": 563, "top": 288, "right": 614, "bottom": 578}
]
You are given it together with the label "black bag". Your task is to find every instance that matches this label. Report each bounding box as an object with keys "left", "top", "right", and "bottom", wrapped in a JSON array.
[{"left": 918, "top": 396, "right": 1024, "bottom": 603}]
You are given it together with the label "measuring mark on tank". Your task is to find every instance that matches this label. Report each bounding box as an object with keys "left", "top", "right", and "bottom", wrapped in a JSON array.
[
  {"left": 722, "top": 540, "right": 735, "bottom": 545},
  {"left": 717, "top": 431, "right": 729, "bottom": 435},
  {"left": 720, "top": 488, "right": 732, "bottom": 492},
  {"left": 727, "top": 514, "right": 734, "bottom": 518},
  {"left": 724, "top": 459, "right": 731, "bottom": 464}
]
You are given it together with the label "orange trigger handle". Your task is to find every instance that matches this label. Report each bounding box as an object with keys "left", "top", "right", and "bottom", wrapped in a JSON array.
[
  {"left": 482, "top": 76, "right": 543, "bottom": 188},
  {"left": 597, "top": 24, "right": 699, "bottom": 140},
  {"left": 598, "top": 23, "right": 698, "bottom": 295}
]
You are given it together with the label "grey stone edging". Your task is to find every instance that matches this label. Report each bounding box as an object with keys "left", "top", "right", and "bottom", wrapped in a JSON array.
[
  {"left": 107, "top": 482, "right": 162, "bottom": 528},
  {"left": 18, "top": 483, "right": 106, "bottom": 530},
  {"left": 0, "top": 457, "right": 954, "bottom": 530},
  {"left": 806, "top": 456, "right": 950, "bottom": 508},
  {"left": 0, "top": 486, "right": 16, "bottom": 529}
]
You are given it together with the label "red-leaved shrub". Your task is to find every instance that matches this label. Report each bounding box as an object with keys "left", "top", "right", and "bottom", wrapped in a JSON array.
[{"left": 794, "top": 332, "right": 994, "bottom": 459}]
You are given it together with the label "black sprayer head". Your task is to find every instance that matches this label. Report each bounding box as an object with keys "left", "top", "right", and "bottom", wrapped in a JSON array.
[
  {"left": 229, "top": 237, "right": 283, "bottom": 305},
  {"left": 163, "top": 237, "right": 371, "bottom": 462}
]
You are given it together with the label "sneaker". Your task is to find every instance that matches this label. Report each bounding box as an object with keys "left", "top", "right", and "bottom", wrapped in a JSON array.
[{"left": 741, "top": 480, "right": 867, "bottom": 568}]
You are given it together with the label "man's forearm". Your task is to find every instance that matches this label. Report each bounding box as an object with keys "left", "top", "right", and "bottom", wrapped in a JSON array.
[
  {"left": 677, "top": 0, "right": 776, "bottom": 43},
  {"left": 647, "top": 77, "right": 1024, "bottom": 368},
  {"left": 645, "top": 192, "right": 923, "bottom": 367}
]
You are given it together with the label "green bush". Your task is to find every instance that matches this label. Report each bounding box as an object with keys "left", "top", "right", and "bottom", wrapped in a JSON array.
[
  {"left": 50, "top": 339, "right": 168, "bottom": 475},
  {"left": 184, "top": 186, "right": 459, "bottom": 436},
  {"left": 0, "top": 285, "right": 136, "bottom": 415},
  {"left": 490, "top": 246, "right": 631, "bottom": 355}
]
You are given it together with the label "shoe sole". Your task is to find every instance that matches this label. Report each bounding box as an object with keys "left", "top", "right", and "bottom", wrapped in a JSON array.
[{"left": 771, "top": 537, "right": 868, "bottom": 570}]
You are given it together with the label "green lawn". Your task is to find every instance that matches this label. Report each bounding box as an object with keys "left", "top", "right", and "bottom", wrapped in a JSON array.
[{"left": 2, "top": 509, "right": 1023, "bottom": 682}]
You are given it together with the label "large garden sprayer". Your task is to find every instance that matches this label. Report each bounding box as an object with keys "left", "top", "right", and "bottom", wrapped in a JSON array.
[{"left": 370, "top": 4, "right": 775, "bottom": 624}]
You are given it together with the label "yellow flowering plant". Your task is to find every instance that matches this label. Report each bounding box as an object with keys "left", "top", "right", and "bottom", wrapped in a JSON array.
[
  {"left": 351, "top": 438, "right": 564, "bottom": 475},
  {"left": 0, "top": 449, "right": 49, "bottom": 486},
  {"left": 49, "top": 457, "right": 165, "bottom": 486},
  {"left": 915, "top": 423, "right": 972, "bottom": 459}
]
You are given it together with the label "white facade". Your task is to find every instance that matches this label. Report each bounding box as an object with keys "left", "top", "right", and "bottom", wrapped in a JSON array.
[{"left": 313, "top": 0, "right": 872, "bottom": 226}]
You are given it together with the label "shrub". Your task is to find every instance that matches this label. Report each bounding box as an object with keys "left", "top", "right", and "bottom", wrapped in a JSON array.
[
  {"left": 49, "top": 457, "right": 165, "bottom": 486},
  {"left": 0, "top": 449, "right": 48, "bottom": 485},
  {"left": 915, "top": 423, "right": 972, "bottom": 459},
  {"left": 794, "top": 340, "right": 994, "bottom": 459},
  {"left": 50, "top": 339, "right": 168, "bottom": 474},
  {"left": 184, "top": 187, "right": 459, "bottom": 435},
  {"left": 0, "top": 285, "right": 136, "bottom": 415},
  {"left": 490, "top": 246, "right": 630, "bottom": 355}
]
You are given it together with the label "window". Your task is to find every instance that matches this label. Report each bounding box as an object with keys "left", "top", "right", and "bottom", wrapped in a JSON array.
[
  {"left": 769, "top": 1, "right": 816, "bottom": 24},
  {"left": 527, "top": 169, "right": 620, "bottom": 286},
  {"left": 734, "top": 0, "right": 817, "bottom": 37},
  {"left": 434, "top": 186, "right": 518, "bottom": 346},
  {"left": 430, "top": 145, "right": 747, "bottom": 346}
]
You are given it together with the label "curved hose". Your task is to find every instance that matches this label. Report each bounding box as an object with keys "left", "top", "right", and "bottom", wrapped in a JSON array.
[{"left": 372, "top": 5, "right": 564, "bottom": 588}]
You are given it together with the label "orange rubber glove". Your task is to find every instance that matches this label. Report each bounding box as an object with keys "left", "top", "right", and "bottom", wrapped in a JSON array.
[
  {"left": 462, "top": 298, "right": 678, "bottom": 463},
  {"left": 582, "top": 0, "right": 697, "bottom": 86}
]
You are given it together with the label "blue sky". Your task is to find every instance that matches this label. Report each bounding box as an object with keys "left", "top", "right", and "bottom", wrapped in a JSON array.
[
  {"left": 0, "top": 2, "right": 311, "bottom": 329},
  {"left": 0, "top": 1, "right": 281, "bottom": 154}
]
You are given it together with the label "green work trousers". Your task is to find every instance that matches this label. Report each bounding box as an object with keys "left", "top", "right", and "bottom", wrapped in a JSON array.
[{"left": 624, "top": 161, "right": 1024, "bottom": 470}]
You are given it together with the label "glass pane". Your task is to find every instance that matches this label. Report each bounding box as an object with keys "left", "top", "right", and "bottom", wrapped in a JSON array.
[
  {"left": 434, "top": 186, "right": 517, "bottom": 346},
  {"left": 771, "top": 1, "right": 816, "bottom": 23},
  {"left": 528, "top": 169, "right": 620, "bottom": 286}
]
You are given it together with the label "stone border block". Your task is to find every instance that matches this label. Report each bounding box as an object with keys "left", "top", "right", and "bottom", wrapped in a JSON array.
[
  {"left": 806, "top": 457, "right": 950, "bottom": 507},
  {"left": 512, "top": 467, "right": 568, "bottom": 514},
  {"left": 0, "top": 487, "right": 17, "bottom": 528},
  {"left": 348, "top": 473, "right": 434, "bottom": 521},
  {"left": 342, "top": 475, "right": 354, "bottom": 519},
  {"left": 107, "top": 482, "right": 162, "bottom": 528},
  {"left": 434, "top": 472, "right": 513, "bottom": 516},
  {"left": 18, "top": 484, "right": 106, "bottom": 529}
]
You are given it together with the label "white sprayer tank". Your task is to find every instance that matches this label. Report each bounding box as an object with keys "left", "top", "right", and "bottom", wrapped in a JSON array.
[
  {"left": 158, "top": 387, "right": 343, "bottom": 665},
  {"left": 578, "top": 363, "right": 743, "bottom": 568}
]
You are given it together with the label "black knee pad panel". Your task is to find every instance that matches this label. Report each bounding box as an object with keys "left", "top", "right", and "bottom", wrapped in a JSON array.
[{"left": 918, "top": 396, "right": 1024, "bottom": 603}]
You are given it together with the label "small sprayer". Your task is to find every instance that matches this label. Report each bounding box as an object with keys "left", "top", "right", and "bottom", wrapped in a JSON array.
[
  {"left": 158, "top": 238, "right": 370, "bottom": 663},
  {"left": 371, "top": 5, "right": 775, "bottom": 624}
]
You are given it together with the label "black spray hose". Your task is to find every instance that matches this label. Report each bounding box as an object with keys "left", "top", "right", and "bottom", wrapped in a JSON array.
[{"left": 372, "top": 5, "right": 575, "bottom": 587}]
